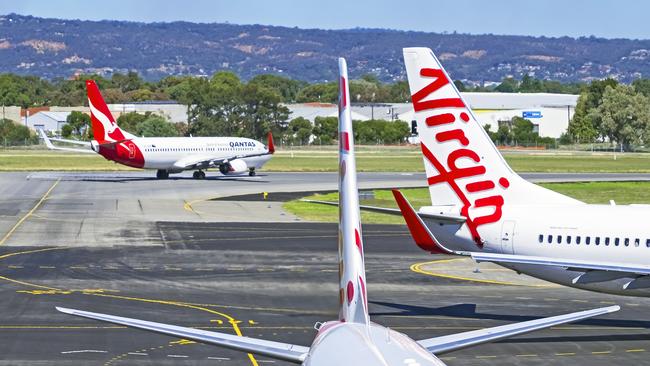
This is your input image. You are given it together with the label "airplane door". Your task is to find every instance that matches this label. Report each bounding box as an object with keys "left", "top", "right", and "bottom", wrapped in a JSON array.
[{"left": 500, "top": 220, "right": 515, "bottom": 254}]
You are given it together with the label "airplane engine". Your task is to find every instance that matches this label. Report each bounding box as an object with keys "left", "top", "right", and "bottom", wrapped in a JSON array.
[{"left": 219, "top": 159, "right": 248, "bottom": 175}]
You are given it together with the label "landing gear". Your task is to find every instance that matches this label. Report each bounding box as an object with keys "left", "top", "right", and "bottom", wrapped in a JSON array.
[
  {"left": 193, "top": 170, "right": 206, "bottom": 180},
  {"left": 249, "top": 168, "right": 256, "bottom": 177},
  {"left": 156, "top": 170, "right": 169, "bottom": 179}
]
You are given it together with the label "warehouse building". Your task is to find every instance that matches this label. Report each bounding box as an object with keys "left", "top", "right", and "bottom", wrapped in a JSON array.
[{"left": 286, "top": 92, "right": 578, "bottom": 139}]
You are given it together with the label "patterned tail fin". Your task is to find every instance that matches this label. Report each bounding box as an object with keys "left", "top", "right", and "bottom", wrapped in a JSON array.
[
  {"left": 402, "top": 48, "right": 581, "bottom": 246},
  {"left": 86, "top": 80, "right": 133, "bottom": 143},
  {"left": 337, "top": 58, "right": 369, "bottom": 325}
]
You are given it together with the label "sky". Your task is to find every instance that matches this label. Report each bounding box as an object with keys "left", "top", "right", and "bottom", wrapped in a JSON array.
[{"left": 1, "top": 0, "right": 649, "bottom": 40}]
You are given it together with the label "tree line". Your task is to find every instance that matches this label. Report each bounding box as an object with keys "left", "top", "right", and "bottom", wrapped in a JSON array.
[
  {"left": 567, "top": 79, "right": 650, "bottom": 150},
  {"left": 0, "top": 71, "right": 593, "bottom": 109}
]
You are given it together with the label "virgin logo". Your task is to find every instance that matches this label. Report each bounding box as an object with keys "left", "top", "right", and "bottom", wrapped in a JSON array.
[{"left": 413, "top": 68, "right": 508, "bottom": 247}]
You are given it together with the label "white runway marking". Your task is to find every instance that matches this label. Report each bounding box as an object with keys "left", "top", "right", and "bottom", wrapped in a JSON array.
[
  {"left": 208, "top": 356, "right": 231, "bottom": 360},
  {"left": 61, "top": 350, "right": 108, "bottom": 354},
  {"left": 128, "top": 352, "right": 148, "bottom": 356},
  {"left": 167, "top": 354, "right": 189, "bottom": 358}
]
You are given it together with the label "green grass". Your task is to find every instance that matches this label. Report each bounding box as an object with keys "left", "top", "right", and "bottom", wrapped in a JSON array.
[
  {"left": 3, "top": 146, "right": 650, "bottom": 172},
  {"left": 284, "top": 182, "right": 650, "bottom": 223}
]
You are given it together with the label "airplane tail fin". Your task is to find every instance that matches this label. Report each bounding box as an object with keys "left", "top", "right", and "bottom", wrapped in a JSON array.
[
  {"left": 337, "top": 58, "right": 369, "bottom": 325},
  {"left": 267, "top": 132, "right": 275, "bottom": 154},
  {"left": 86, "top": 80, "right": 134, "bottom": 143},
  {"left": 402, "top": 48, "right": 581, "bottom": 244}
]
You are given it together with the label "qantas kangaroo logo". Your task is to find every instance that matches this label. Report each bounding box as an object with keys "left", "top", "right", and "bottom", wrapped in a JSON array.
[{"left": 413, "top": 68, "right": 508, "bottom": 247}]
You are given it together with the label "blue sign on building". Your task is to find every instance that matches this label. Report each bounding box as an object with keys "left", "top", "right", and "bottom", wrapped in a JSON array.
[{"left": 522, "top": 111, "right": 542, "bottom": 119}]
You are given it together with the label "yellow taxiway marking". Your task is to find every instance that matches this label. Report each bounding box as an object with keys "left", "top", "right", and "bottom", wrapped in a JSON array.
[
  {"left": 410, "top": 259, "right": 555, "bottom": 287},
  {"left": 591, "top": 351, "right": 612, "bottom": 355},
  {"left": 0, "top": 247, "right": 259, "bottom": 366},
  {"left": 0, "top": 178, "right": 60, "bottom": 246},
  {"left": 626, "top": 349, "right": 646, "bottom": 353}
]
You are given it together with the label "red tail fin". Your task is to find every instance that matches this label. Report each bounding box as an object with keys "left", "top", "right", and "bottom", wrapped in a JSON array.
[
  {"left": 267, "top": 132, "right": 275, "bottom": 154},
  {"left": 86, "top": 80, "right": 127, "bottom": 143}
]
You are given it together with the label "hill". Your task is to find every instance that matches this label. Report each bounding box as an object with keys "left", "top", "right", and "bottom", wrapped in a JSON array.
[{"left": 2, "top": 13, "right": 650, "bottom": 83}]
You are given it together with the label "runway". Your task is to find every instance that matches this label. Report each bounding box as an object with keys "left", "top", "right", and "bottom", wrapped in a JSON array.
[{"left": 1, "top": 171, "right": 650, "bottom": 365}]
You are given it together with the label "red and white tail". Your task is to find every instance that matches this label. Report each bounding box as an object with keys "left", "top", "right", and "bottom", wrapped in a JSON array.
[
  {"left": 337, "top": 58, "right": 369, "bottom": 325},
  {"left": 86, "top": 80, "right": 134, "bottom": 143},
  {"left": 403, "top": 48, "right": 581, "bottom": 243}
]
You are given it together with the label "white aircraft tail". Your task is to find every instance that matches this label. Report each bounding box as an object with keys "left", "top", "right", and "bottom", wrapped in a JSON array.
[
  {"left": 337, "top": 58, "right": 369, "bottom": 325},
  {"left": 403, "top": 47, "right": 581, "bottom": 244}
]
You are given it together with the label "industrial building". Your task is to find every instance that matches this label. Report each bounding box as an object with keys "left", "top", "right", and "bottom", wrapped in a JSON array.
[{"left": 287, "top": 92, "right": 578, "bottom": 139}]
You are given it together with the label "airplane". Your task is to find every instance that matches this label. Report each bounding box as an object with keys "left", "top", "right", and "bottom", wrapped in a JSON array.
[
  {"left": 55, "top": 58, "right": 619, "bottom": 366},
  {"left": 387, "top": 47, "right": 650, "bottom": 297},
  {"left": 39, "top": 80, "right": 275, "bottom": 179}
]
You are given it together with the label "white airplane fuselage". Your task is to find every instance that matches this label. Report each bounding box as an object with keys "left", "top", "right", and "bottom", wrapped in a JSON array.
[
  {"left": 95, "top": 136, "right": 271, "bottom": 174},
  {"left": 423, "top": 203, "right": 650, "bottom": 296}
]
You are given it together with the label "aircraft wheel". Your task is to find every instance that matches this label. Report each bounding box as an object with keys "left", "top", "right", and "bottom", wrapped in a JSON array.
[
  {"left": 249, "top": 169, "right": 256, "bottom": 177},
  {"left": 192, "top": 171, "right": 200, "bottom": 179},
  {"left": 156, "top": 170, "right": 169, "bottom": 179},
  {"left": 199, "top": 171, "right": 206, "bottom": 179}
]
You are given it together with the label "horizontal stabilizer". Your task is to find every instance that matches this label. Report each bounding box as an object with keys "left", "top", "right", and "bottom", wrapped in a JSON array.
[
  {"left": 418, "top": 305, "right": 620, "bottom": 355},
  {"left": 301, "top": 199, "right": 465, "bottom": 223},
  {"left": 39, "top": 129, "right": 95, "bottom": 154},
  {"left": 56, "top": 307, "right": 309, "bottom": 363}
]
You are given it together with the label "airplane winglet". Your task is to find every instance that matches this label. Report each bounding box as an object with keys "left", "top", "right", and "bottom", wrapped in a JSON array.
[
  {"left": 392, "top": 189, "right": 454, "bottom": 254},
  {"left": 267, "top": 132, "right": 275, "bottom": 154}
]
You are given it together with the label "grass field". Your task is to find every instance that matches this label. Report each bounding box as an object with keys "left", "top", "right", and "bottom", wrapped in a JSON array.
[
  {"left": 284, "top": 182, "right": 650, "bottom": 224},
  {"left": 3, "top": 146, "right": 650, "bottom": 172}
]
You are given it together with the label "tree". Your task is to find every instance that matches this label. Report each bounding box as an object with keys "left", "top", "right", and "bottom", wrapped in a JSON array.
[
  {"left": 61, "top": 124, "right": 74, "bottom": 138},
  {"left": 511, "top": 116, "right": 537, "bottom": 143},
  {"left": 495, "top": 77, "right": 519, "bottom": 93},
  {"left": 287, "top": 117, "right": 312, "bottom": 145},
  {"left": 312, "top": 116, "right": 338, "bottom": 144},
  {"left": 453, "top": 80, "right": 467, "bottom": 92},
  {"left": 0, "top": 119, "right": 37, "bottom": 145},
  {"left": 568, "top": 78, "right": 619, "bottom": 143},
  {"left": 65, "top": 111, "right": 90, "bottom": 136},
  {"left": 117, "top": 112, "right": 149, "bottom": 133},
  {"left": 248, "top": 74, "right": 306, "bottom": 103},
  {"left": 136, "top": 115, "right": 179, "bottom": 137},
  {"left": 589, "top": 84, "right": 650, "bottom": 150}
]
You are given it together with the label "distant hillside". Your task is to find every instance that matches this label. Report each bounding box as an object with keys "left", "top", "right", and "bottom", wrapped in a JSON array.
[{"left": 2, "top": 13, "right": 650, "bottom": 83}]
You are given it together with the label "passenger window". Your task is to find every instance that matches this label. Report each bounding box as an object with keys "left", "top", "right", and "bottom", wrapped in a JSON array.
[
  {"left": 567, "top": 236, "right": 572, "bottom": 244},
  {"left": 557, "top": 235, "right": 562, "bottom": 244},
  {"left": 614, "top": 238, "right": 620, "bottom": 246},
  {"left": 646, "top": 239, "right": 650, "bottom": 248},
  {"left": 624, "top": 238, "right": 630, "bottom": 247},
  {"left": 576, "top": 236, "right": 581, "bottom": 244},
  {"left": 586, "top": 236, "right": 590, "bottom": 245},
  {"left": 605, "top": 237, "right": 610, "bottom": 246},
  {"left": 595, "top": 237, "right": 600, "bottom": 245},
  {"left": 547, "top": 235, "right": 552, "bottom": 244},
  {"left": 635, "top": 238, "right": 640, "bottom": 247},
  {"left": 538, "top": 234, "right": 543, "bottom": 243}
]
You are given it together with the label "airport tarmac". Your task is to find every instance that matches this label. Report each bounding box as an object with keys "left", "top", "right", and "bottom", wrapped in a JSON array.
[{"left": 1, "top": 171, "right": 650, "bottom": 365}]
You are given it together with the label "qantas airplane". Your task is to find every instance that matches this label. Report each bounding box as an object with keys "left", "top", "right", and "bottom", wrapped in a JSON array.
[
  {"left": 387, "top": 47, "right": 650, "bottom": 297},
  {"left": 55, "top": 58, "right": 618, "bottom": 365},
  {"left": 40, "top": 80, "right": 274, "bottom": 179}
]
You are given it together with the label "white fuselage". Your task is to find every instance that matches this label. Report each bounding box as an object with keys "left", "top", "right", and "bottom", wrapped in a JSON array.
[
  {"left": 136, "top": 136, "right": 271, "bottom": 172},
  {"left": 422, "top": 203, "right": 650, "bottom": 297}
]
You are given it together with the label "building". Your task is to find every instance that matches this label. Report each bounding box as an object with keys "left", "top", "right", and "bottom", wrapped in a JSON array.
[
  {"left": 25, "top": 111, "right": 70, "bottom": 133},
  {"left": 286, "top": 93, "right": 578, "bottom": 139}
]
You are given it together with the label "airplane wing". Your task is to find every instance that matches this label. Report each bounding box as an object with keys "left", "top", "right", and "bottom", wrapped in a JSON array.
[
  {"left": 472, "top": 252, "right": 650, "bottom": 288},
  {"left": 301, "top": 199, "right": 466, "bottom": 224},
  {"left": 56, "top": 307, "right": 309, "bottom": 363},
  {"left": 39, "top": 129, "right": 95, "bottom": 154},
  {"left": 418, "top": 305, "right": 619, "bottom": 355}
]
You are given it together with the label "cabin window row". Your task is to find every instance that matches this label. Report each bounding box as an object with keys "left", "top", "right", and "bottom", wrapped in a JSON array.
[
  {"left": 538, "top": 234, "right": 650, "bottom": 248},
  {"left": 143, "top": 147, "right": 253, "bottom": 152}
]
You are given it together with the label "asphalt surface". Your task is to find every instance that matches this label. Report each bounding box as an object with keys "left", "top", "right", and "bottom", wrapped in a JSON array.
[{"left": 1, "top": 171, "right": 650, "bottom": 365}]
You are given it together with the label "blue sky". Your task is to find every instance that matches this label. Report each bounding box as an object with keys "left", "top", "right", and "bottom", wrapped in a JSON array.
[{"left": 1, "top": 0, "right": 648, "bottom": 39}]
